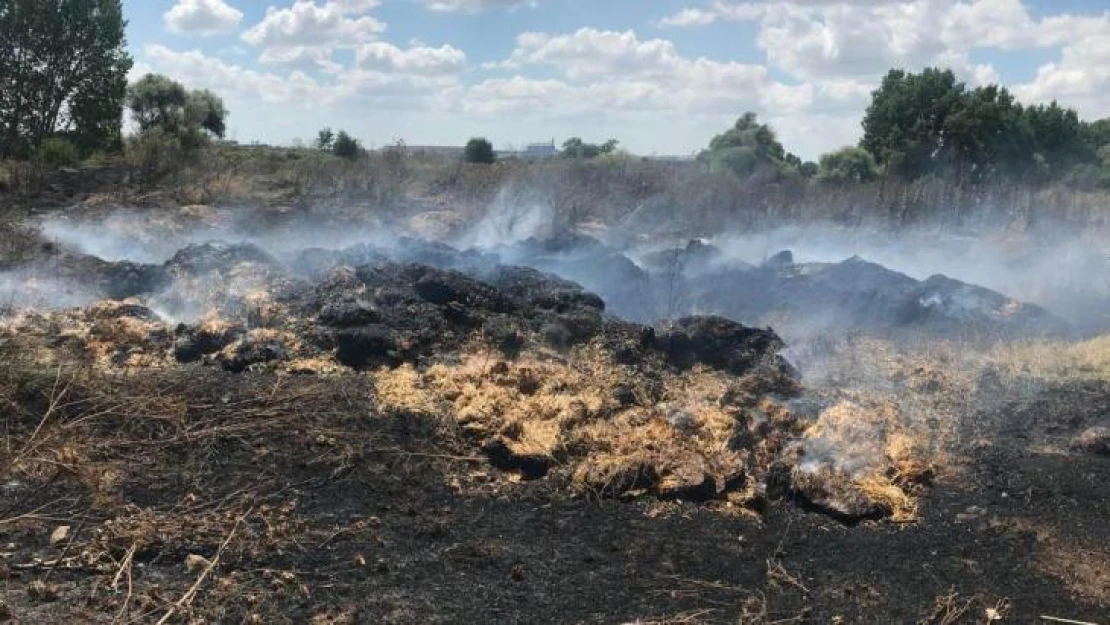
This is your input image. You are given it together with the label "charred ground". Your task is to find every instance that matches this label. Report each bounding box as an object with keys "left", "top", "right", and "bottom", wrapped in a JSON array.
[{"left": 0, "top": 197, "right": 1107, "bottom": 623}]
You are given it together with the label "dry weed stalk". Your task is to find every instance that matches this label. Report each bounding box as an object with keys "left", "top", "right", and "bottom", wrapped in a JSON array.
[
  {"left": 919, "top": 588, "right": 974, "bottom": 625},
  {"left": 155, "top": 506, "right": 252, "bottom": 625}
]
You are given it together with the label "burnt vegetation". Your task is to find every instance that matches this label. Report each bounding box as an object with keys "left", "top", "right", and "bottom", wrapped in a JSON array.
[{"left": 0, "top": 8, "right": 1108, "bottom": 623}]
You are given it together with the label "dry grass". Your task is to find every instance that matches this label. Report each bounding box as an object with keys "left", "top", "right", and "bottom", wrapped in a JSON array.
[
  {"left": 985, "top": 335, "right": 1110, "bottom": 382},
  {"left": 373, "top": 344, "right": 802, "bottom": 501},
  {"left": 0, "top": 351, "right": 373, "bottom": 614},
  {"left": 798, "top": 398, "right": 935, "bottom": 522}
]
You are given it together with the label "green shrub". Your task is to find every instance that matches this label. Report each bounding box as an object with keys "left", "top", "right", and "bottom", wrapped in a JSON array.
[
  {"left": 817, "top": 146, "right": 880, "bottom": 184},
  {"left": 464, "top": 138, "right": 495, "bottom": 164},
  {"left": 33, "top": 137, "right": 78, "bottom": 167},
  {"left": 125, "top": 127, "right": 186, "bottom": 180},
  {"left": 332, "top": 131, "right": 361, "bottom": 161},
  {"left": 709, "top": 145, "right": 759, "bottom": 177}
]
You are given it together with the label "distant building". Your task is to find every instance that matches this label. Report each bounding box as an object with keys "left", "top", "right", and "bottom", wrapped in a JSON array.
[{"left": 523, "top": 140, "right": 558, "bottom": 158}]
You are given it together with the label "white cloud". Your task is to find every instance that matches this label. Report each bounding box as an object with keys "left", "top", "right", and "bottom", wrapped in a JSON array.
[
  {"left": 658, "top": 0, "right": 1110, "bottom": 123},
  {"left": 1015, "top": 34, "right": 1110, "bottom": 119},
  {"left": 164, "top": 0, "right": 243, "bottom": 36},
  {"left": 657, "top": 2, "right": 765, "bottom": 27},
  {"left": 241, "top": 1, "right": 386, "bottom": 50},
  {"left": 330, "top": 0, "right": 381, "bottom": 13},
  {"left": 259, "top": 46, "right": 344, "bottom": 74},
  {"left": 467, "top": 28, "right": 817, "bottom": 120},
  {"left": 356, "top": 42, "right": 467, "bottom": 75},
  {"left": 659, "top": 0, "right": 1109, "bottom": 82},
  {"left": 141, "top": 44, "right": 461, "bottom": 113},
  {"left": 144, "top": 0, "right": 1110, "bottom": 157},
  {"left": 657, "top": 8, "right": 722, "bottom": 28},
  {"left": 940, "top": 0, "right": 1108, "bottom": 50},
  {"left": 422, "top": 0, "right": 537, "bottom": 12},
  {"left": 143, "top": 44, "right": 322, "bottom": 106},
  {"left": 754, "top": 2, "right": 956, "bottom": 80},
  {"left": 503, "top": 29, "right": 686, "bottom": 81}
]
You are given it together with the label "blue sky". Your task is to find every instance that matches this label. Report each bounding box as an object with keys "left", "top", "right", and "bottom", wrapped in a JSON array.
[{"left": 125, "top": 0, "right": 1110, "bottom": 158}]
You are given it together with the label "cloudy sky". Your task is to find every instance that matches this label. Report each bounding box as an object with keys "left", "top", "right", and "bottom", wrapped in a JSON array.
[{"left": 126, "top": 0, "right": 1109, "bottom": 158}]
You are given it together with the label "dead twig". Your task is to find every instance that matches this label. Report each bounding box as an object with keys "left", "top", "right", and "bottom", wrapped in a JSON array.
[
  {"left": 11, "top": 365, "right": 70, "bottom": 464},
  {"left": 111, "top": 542, "right": 137, "bottom": 624},
  {"left": 42, "top": 514, "right": 87, "bottom": 582},
  {"left": 1039, "top": 617, "right": 1101, "bottom": 625},
  {"left": 155, "top": 506, "right": 252, "bottom": 625},
  {"left": 765, "top": 558, "right": 810, "bottom": 595}
]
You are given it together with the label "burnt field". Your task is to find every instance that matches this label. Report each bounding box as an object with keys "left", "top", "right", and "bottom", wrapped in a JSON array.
[{"left": 0, "top": 201, "right": 1107, "bottom": 624}]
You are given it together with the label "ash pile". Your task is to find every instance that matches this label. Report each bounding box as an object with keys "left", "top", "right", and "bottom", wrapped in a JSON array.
[
  {"left": 0, "top": 236, "right": 961, "bottom": 521},
  {"left": 492, "top": 235, "right": 1071, "bottom": 344}
]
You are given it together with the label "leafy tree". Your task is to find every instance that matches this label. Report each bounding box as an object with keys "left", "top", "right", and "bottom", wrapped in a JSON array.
[
  {"left": 861, "top": 68, "right": 968, "bottom": 179},
  {"left": 1083, "top": 118, "right": 1110, "bottom": 152},
  {"left": 332, "top": 131, "right": 361, "bottom": 160},
  {"left": 860, "top": 67, "right": 1102, "bottom": 184},
  {"left": 1022, "top": 101, "right": 1090, "bottom": 180},
  {"left": 464, "top": 137, "right": 495, "bottom": 164},
  {"left": 127, "top": 74, "right": 188, "bottom": 132},
  {"left": 562, "top": 137, "right": 591, "bottom": 158},
  {"left": 709, "top": 146, "right": 760, "bottom": 177},
  {"left": 943, "top": 84, "right": 1030, "bottom": 180},
  {"left": 316, "top": 127, "right": 335, "bottom": 150},
  {"left": 799, "top": 161, "right": 819, "bottom": 178},
  {"left": 185, "top": 90, "right": 227, "bottom": 138},
  {"left": 707, "top": 112, "right": 787, "bottom": 165},
  {"left": 700, "top": 112, "right": 791, "bottom": 179},
  {"left": 817, "top": 146, "right": 880, "bottom": 183},
  {"left": 0, "top": 0, "right": 133, "bottom": 157},
  {"left": 126, "top": 74, "right": 227, "bottom": 151}
]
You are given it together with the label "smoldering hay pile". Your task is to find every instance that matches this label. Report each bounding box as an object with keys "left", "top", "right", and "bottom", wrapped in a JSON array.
[{"left": 5, "top": 220, "right": 1065, "bottom": 521}]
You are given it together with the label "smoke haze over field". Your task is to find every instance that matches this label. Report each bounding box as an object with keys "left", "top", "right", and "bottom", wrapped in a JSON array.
[
  {"left": 705, "top": 225, "right": 1110, "bottom": 333},
  {"left": 21, "top": 204, "right": 1110, "bottom": 340}
]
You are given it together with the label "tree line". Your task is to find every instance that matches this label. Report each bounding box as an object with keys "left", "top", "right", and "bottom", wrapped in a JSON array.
[
  {"left": 1, "top": 2, "right": 1107, "bottom": 191},
  {"left": 701, "top": 68, "right": 1110, "bottom": 189}
]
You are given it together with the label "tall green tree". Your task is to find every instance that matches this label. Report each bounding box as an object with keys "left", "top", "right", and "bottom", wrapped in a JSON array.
[
  {"left": 0, "top": 0, "right": 132, "bottom": 157},
  {"left": 701, "top": 112, "right": 790, "bottom": 179},
  {"left": 707, "top": 112, "right": 787, "bottom": 165},
  {"left": 185, "top": 89, "right": 227, "bottom": 138},
  {"left": 860, "top": 68, "right": 967, "bottom": 179},
  {"left": 1022, "top": 101, "right": 1090, "bottom": 179},
  {"left": 1083, "top": 118, "right": 1110, "bottom": 152},
  {"left": 126, "top": 73, "right": 227, "bottom": 150},
  {"left": 860, "top": 67, "right": 1100, "bottom": 184},
  {"left": 942, "top": 84, "right": 1030, "bottom": 180},
  {"left": 127, "top": 74, "right": 188, "bottom": 132}
]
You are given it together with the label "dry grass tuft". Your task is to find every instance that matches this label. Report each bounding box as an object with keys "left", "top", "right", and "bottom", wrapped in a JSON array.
[{"left": 373, "top": 345, "right": 801, "bottom": 502}]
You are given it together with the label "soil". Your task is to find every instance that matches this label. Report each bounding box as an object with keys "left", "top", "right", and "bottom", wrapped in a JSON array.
[
  {"left": 0, "top": 197, "right": 1106, "bottom": 624},
  {"left": 0, "top": 366, "right": 1106, "bottom": 624}
]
